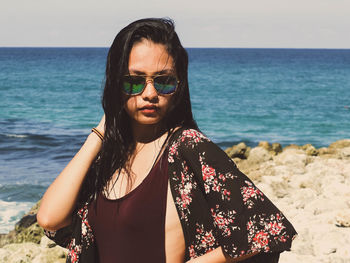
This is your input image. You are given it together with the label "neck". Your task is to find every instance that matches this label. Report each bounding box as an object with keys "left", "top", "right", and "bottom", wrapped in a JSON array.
[{"left": 131, "top": 121, "right": 167, "bottom": 144}]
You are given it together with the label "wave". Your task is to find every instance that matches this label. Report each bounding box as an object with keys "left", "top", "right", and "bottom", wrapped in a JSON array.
[
  {"left": 0, "top": 184, "right": 46, "bottom": 203},
  {"left": 0, "top": 130, "right": 85, "bottom": 162},
  {"left": 0, "top": 184, "right": 45, "bottom": 234},
  {"left": 3, "top": 134, "right": 29, "bottom": 138},
  {"left": 0, "top": 200, "right": 35, "bottom": 234},
  {"left": 0, "top": 132, "right": 68, "bottom": 142}
]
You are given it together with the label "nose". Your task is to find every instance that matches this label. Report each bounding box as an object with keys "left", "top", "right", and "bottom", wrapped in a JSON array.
[{"left": 141, "top": 79, "right": 158, "bottom": 100}]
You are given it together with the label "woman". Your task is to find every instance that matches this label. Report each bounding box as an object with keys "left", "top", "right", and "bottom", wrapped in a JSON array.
[{"left": 37, "top": 18, "right": 297, "bottom": 263}]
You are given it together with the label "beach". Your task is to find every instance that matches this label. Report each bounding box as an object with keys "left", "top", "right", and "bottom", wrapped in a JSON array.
[
  {"left": 229, "top": 139, "right": 350, "bottom": 263},
  {"left": 1, "top": 139, "right": 349, "bottom": 262},
  {"left": 1, "top": 47, "right": 349, "bottom": 262}
]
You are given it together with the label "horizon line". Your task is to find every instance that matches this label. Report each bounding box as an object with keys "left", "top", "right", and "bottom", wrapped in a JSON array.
[{"left": 1, "top": 46, "right": 350, "bottom": 50}]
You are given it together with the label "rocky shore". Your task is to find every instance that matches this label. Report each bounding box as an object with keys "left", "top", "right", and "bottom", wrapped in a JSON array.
[
  {"left": 226, "top": 139, "right": 350, "bottom": 263},
  {"left": 1, "top": 139, "right": 349, "bottom": 263},
  {"left": 0, "top": 201, "right": 67, "bottom": 262}
]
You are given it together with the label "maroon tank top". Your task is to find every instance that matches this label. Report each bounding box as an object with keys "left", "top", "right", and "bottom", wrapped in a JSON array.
[{"left": 88, "top": 151, "right": 169, "bottom": 263}]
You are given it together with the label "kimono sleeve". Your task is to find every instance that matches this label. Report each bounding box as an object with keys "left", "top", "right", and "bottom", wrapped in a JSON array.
[
  {"left": 43, "top": 212, "right": 79, "bottom": 249},
  {"left": 179, "top": 129, "right": 297, "bottom": 259},
  {"left": 43, "top": 203, "right": 97, "bottom": 262},
  {"left": 44, "top": 223, "right": 74, "bottom": 248}
]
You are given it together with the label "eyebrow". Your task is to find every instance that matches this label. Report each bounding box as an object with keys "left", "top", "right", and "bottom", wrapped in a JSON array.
[{"left": 128, "top": 69, "right": 175, "bottom": 75}]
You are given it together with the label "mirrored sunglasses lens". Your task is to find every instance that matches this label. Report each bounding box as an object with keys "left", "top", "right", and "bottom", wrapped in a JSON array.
[
  {"left": 123, "top": 76, "right": 145, "bottom": 95},
  {"left": 154, "top": 76, "right": 177, "bottom": 94},
  {"left": 123, "top": 81, "right": 132, "bottom": 94},
  {"left": 131, "top": 83, "right": 144, "bottom": 94}
]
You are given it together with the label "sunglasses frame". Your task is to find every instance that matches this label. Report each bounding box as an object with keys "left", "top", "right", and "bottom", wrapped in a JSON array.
[{"left": 122, "top": 74, "right": 179, "bottom": 96}]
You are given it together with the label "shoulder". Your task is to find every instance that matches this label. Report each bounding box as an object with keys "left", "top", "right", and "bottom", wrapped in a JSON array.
[
  {"left": 168, "top": 127, "right": 233, "bottom": 167},
  {"left": 167, "top": 127, "right": 209, "bottom": 165},
  {"left": 170, "top": 127, "right": 211, "bottom": 148}
]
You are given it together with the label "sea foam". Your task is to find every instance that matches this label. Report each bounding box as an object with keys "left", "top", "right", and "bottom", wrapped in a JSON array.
[
  {"left": 0, "top": 200, "right": 35, "bottom": 234},
  {"left": 4, "top": 134, "right": 29, "bottom": 138}
]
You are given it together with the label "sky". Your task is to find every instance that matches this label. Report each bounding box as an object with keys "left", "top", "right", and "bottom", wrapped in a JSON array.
[{"left": 0, "top": 0, "right": 349, "bottom": 48}]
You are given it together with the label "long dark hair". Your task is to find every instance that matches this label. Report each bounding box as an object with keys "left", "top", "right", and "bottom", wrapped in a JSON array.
[{"left": 78, "top": 18, "right": 198, "bottom": 205}]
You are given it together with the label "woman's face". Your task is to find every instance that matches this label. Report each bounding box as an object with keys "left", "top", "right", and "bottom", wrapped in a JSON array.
[{"left": 124, "top": 39, "right": 175, "bottom": 128}]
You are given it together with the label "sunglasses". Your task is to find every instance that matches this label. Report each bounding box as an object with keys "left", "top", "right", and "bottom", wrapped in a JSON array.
[{"left": 122, "top": 74, "right": 179, "bottom": 96}]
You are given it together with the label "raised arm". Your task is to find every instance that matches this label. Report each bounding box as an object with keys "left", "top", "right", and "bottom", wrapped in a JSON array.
[{"left": 37, "top": 115, "right": 105, "bottom": 231}]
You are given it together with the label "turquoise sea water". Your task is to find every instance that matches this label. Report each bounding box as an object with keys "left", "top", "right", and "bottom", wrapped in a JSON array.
[{"left": 0, "top": 47, "right": 349, "bottom": 233}]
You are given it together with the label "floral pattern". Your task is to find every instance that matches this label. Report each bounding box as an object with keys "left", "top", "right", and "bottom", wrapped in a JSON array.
[
  {"left": 241, "top": 180, "right": 265, "bottom": 209},
  {"left": 77, "top": 205, "right": 94, "bottom": 246},
  {"left": 180, "top": 129, "right": 209, "bottom": 147},
  {"left": 199, "top": 152, "right": 237, "bottom": 200},
  {"left": 44, "top": 128, "right": 297, "bottom": 262},
  {"left": 168, "top": 140, "right": 179, "bottom": 163},
  {"left": 190, "top": 223, "right": 219, "bottom": 257},
  {"left": 210, "top": 204, "right": 238, "bottom": 238},
  {"left": 67, "top": 239, "right": 81, "bottom": 263},
  {"left": 171, "top": 160, "right": 198, "bottom": 223},
  {"left": 246, "top": 213, "right": 289, "bottom": 253}
]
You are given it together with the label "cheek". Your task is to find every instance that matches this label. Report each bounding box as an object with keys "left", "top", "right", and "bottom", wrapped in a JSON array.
[
  {"left": 162, "top": 96, "right": 174, "bottom": 112},
  {"left": 125, "top": 97, "right": 138, "bottom": 115}
]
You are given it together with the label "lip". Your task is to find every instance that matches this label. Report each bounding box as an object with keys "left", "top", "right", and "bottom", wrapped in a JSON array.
[
  {"left": 139, "top": 105, "right": 158, "bottom": 110},
  {"left": 139, "top": 105, "right": 158, "bottom": 114}
]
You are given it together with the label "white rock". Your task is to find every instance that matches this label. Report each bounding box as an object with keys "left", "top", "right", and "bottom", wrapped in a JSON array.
[
  {"left": 279, "top": 252, "right": 318, "bottom": 263},
  {"left": 274, "top": 148, "right": 307, "bottom": 166},
  {"left": 288, "top": 227, "right": 314, "bottom": 255},
  {"left": 0, "top": 248, "right": 10, "bottom": 261},
  {"left": 32, "top": 246, "right": 67, "bottom": 263},
  {"left": 335, "top": 209, "right": 350, "bottom": 227},
  {"left": 290, "top": 188, "right": 317, "bottom": 209},
  {"left": 40, "top": 235, "right": 57, "bottom": 249},
  {"left": 304, "top": 197, "right": 348, "bottom": 216},
  {"left": 0, "top": 243, "right": 41, "bottom": 263},
  {"left": 247, "top": 146, "right": 272, "bottom": 164},
  {"left": 289, "top": 172, "right": 321, "bottom": 192},
  {"left": 312, "top": 230, "right": 341, "bottom": 255},
  {"left": 327, "top": 254, "right": 350, "bottom": 263},
  {"left": 261, "top": 175, "right": 290, "bottom": 198},
  {"left": 272, "top": 164, "right": 296, "bottom": 178},
  {"left": 340, "top": 147, "right": 350, "bottom": 158},
  {"left": 321, "top": 180, "right": 350, "bottom": 198}
]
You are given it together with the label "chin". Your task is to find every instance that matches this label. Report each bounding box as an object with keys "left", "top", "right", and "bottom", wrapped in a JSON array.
[{"left": 134, "top": 117, "right": 163, "bottom": 126}]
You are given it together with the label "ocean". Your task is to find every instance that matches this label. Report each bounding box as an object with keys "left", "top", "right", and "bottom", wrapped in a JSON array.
[{"left": 0, "top": 47, "right": 349, "bottom": 233}]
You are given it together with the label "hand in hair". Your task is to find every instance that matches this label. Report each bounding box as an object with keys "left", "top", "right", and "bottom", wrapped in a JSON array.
[{"left": 37, "top": 115, "right": 105, "bottom": 231}]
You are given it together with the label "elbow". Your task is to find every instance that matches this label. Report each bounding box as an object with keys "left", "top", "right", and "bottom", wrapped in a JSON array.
[
  {"left": 36, "top": 210, "right": 56, "bottom": 231},
  {"left": 37, "top": 207, "right": 65, "bottom": 231},
  {"left": 37, "top": 201, "right": 72, "bottom": 231}
]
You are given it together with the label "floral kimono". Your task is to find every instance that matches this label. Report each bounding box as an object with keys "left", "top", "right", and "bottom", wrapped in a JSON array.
[{"left": 44, "top": 128, "right": 297, "bottom": 262}]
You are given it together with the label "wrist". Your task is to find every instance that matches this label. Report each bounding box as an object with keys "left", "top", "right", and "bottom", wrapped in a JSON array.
[
  {"left": 91, "top": 127, "right": 104, "bottom": 141},
  {"left": 95, "top": 125, "right": 105, "bottom": 135},
  {"left": 86, "top": 132, "right": 103, "bottom": 146}
]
